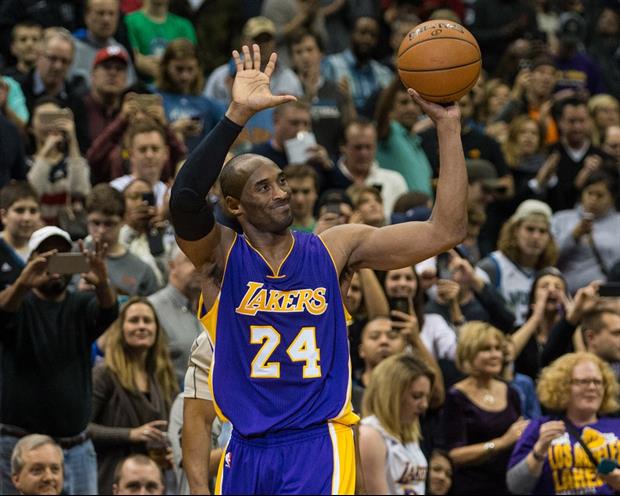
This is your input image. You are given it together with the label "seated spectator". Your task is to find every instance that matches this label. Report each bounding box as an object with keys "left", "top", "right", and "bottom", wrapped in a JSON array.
[
  {"left": 0, "top": 226, "right": 117, "bottom": 495},
  {"left": 20, "top": 28, "right": 90, "bottom": 152},
  {"left": 148, "top": 244, "right": 203, "bottom": 384},
  {"left": 124, "top": 0, "right": 197, "bottom": 81},
  {"left": 359, "top": 353, "right": 433, "bottom": 494},
  {"left": 312, "top": 188, "right": 353, "bottom": 234},
  {"left": 374, "top": 78, "right": 433, "bottom": 197},
  {"left": 112, "top": 454, "right": 165, "bottom": 495},
  {"left": 71, "top": 0, "right": 137, "bottom": 88},
  {"left": 602, "top": 125, "right": 620, "bottom": 168},
  {"left": 10, "top": 435, "right": 64, "bottom": 496},
  {"left": 283, "top": 164, "right": 319, "bottom": 232},
  {"left": 588, "top": 94, "right": 619, "bottom": 146},
  {"left": 0, "top": 113, "right": 27, "bottom": 189},
  {"left": 323, "top": 16, "right": 393, "bottom": 114},
  {"left": 0, "top": 182, "right": 41, "bottom": 290},
  {"left": 287, "top": 28, "right": 355, "bottom": 159},
  {"left": 441, "top": 322, "right": 528, "bottom": 495},
  {"left": 477, "top": 199, "right": 557, "bottom": 326},
  {"left": 426, "top": 449, "right": 454, "bottom": 496},
  {"left": 348, "top": 185, "right": 385, "bottom": 227},
  {"left": 507, "top": 352, "right": 620, "bottom": 495},
  {"left": 85, "top": 184, "right": 160, "bottom": 297},
  {"left": 325, "top": 118, "right": 407, "bottom": 217},
  {"left": 26, "top": 98, "right": 91, "bottom": 226},
  {"left": 87, "top": 91, "right": 186, "bottom": 184},
  {"left": 552, "top": 169, "right": 620, "bottom": 293},
  {"left": 83, "top": 47, "right": 130, "bottom": 151},
  {"left": 156, "top": 39, "right": 224, "bottom": 153},
  {"left": 3, "top": 22, "right": 42, "bottom": 83},
  {"left": 90, "top": 297, "right": 178, "bottom": 494}
]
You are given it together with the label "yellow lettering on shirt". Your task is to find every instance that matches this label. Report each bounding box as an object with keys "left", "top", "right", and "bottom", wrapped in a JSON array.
[{"left": 236, "top": 282, "right": 329, "bottom": 316}]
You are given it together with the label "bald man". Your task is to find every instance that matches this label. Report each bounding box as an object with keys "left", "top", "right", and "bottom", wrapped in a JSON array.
[{"left": 170, "top": 44, "right": 468, "bottom": 495}]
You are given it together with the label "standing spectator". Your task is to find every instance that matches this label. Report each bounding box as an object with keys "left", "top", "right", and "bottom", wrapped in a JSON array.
[
  {"left": 552, "top": 169, "right": 620, "bottom": 293},
  {"left": 359, "top": 353, "right": 433, "bottom": 494},
  {"left": 85, "top": 184, "right": 160, "bottom": 297},
  {"left": 348, "top": 185, "right": 385, "bottom": 227},
  {"left": 283, "top": 164, "right": 319, "bottom": 233},
  {"left": 3, "top": 22, "right": 42, "bottom": 83},
  {"left": 112, "top": 454, "right": 165, "bottom": 495},
  {"left": 27, "top": 99, "right": 91, "bottom": 226},
  {"left": 148, "top": 244, "right": 203, "bottom": 384},
  {"left": 0, "top": 226, "right": 117, "bottom": 495},
  {"left": 0, "top": 182, "right": 41, "bottom": 290},
  {"left": 441, "top": 322, "right": 528, "bottom": 495},
  {"left": 477, "top": 199, "right": 557, "bottom": 326},
  {"left": 10, "top": 435, "right": 64, "bottom": 496},
  {"left": 71, "top": 0, "right": 137, "bottom": 87},
  {"left": 19, "top": 28, "right": 90, "bottom": 152},
  {"left": 588, "top": 6, "right": 620, "bottom": 100},
  {"left": 83, "top": 47, "right": 130, "bottom": 153},
  {"left": 323, "top": 16, "right": 393, "bottom": 114},
  {"left": 124, "top": 0, "right": 197, "bottom": 82},
  {"left": 155, "top": 39, "right": 225, "bottom": 153},
  {"left": 507, "top": 352, "right": 620, "bottom": 495},
  {"left": 89, "top": 297, "right": 177, "bottom": 494}
]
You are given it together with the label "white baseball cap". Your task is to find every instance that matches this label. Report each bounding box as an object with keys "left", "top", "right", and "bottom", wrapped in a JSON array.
[{"left": 28, "top": 226, "right": 73, "bottom": 253}]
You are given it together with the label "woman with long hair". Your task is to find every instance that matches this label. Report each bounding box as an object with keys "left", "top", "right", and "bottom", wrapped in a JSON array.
[
  {"left": 359, "top": 353, "right": 434, "bottom": 494},
  {"left": 89, "top": 297, "right": 178, "bottom": 494}
]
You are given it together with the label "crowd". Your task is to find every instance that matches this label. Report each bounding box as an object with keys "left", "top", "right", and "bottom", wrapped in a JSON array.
[{"left": 0, "top": 0, "right": 619, "bottom": 494}]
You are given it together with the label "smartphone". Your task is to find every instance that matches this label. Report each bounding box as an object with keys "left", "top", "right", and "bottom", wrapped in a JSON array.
[
  {"left": 134, "top": 94, "right": 162, "bottom": 108},
  {"left": 436, "top": 252, "right": 452, "bottom": 280},
  {"left": 38, "top": 109, "right": 72, "bottom": 127},
  {"left": 599, "top": 283, "right": 620, "bottom": 298},
  {"left": 141, "top": 192, "right": 156, "bottom": 206},
  {"left": 597, "top": 458, "right": 619, "bottom": 475},
  {"left": 284, "top": 131, "right": 317, "bottom": 164},
  {"left": 147, "top": 228, "right": 165, "bottom": 256},
  {"left": 48, "top": 253, "right": 89, "bottom": 274},
  {"left": 389, "top": 297, "right": 410, "bottom": 314},
  {"left": 324, "top": 203, "right": 341, "bottom": 216}
]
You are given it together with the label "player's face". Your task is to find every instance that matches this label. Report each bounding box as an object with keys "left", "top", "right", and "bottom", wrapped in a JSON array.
[
  {"left": 400, "top": 375, "right": 431, "bottom": 425},
  {"left": 123, "top": 303, "right": 158, "bottom": 351},
  {"left": 515, "top": 216, "right": 550, "bottom": 260},
  {"left": 0, "top": 198, "right": 40, "bottom": 242},
  {"left": 359, "top": 318, "right": 406, "bottom": 368},
  {"left": 240, "top": 164, "right": 293, "bottom": 233},
  {"left": 384, "top": 267, "right": 417, "bottom": 299}
]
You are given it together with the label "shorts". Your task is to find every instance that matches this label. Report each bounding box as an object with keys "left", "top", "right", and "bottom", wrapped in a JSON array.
[{"left": 215, "top": 422, "right": 355, "bottom": 495}]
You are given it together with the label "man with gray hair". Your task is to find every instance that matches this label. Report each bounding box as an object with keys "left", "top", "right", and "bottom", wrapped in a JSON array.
[{"left": 11, "top": 435, "right": 64, "bottom": 495}]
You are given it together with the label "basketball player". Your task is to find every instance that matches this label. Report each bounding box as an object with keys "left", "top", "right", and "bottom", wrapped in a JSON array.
[{"left": 171, "top": 45, "right": 467, "bottom": 495}]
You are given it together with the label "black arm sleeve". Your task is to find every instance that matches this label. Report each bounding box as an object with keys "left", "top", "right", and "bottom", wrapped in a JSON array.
[
  {"left": 169, "top": 116, "right": 243, "bottom": 241},
  {"left": 540, "top": 317, "right": 577, "bottom": 366}
]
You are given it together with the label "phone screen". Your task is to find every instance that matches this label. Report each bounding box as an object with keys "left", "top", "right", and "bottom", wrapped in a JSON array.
[
  {"left": 389, "top": 297, "right": 410, "bottom": 314},
  {"left": 141, "top": 192, "right": 156, "bottom": 206},
  {"left": 48, "top": 253, "right": 89, "bottom": 274}
]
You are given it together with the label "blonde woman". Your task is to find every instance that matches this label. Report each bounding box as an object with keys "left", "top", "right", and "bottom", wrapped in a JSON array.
[
  {"left": 89, "top": 297, "right": 178, "bottom": 494},
  {"left": 588, "top": 94, "right": 619, "bottom": 146},
  {"left": 359, "top": 353, "right": 434, "bottom": 495},
  {"left": 507, "top": 352, "right": 620, "bottom": 494},
  {"left": 441, "top": 322, "right": 528, "bottom": 495}
]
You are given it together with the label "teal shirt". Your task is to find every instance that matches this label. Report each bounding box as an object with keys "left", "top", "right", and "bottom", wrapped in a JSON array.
[
  {"left": 124, "top": 11, "right": 197, "bottom": 57},
  {"left": 376, "top": 121, "right": 433, "bottom": 197},
  {"left": 2, "top": 76, "right": 29, "bottom": 123}
]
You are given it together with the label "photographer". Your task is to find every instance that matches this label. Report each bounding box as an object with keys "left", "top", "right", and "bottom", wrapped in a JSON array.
[
  {"left": 26, "top": 98, "right": 91, "bottom": 227},
  {"left": 0, "top": 226, "right": 117, "bottom": 495}
]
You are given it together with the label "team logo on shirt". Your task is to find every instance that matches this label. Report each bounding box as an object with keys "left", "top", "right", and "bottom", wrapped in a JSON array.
[
  {"left": 225, "top": 451, "right": 232, "bottom": 469},
  {"left": 236, "top": 282, "right": 328, "bottom": 316}
]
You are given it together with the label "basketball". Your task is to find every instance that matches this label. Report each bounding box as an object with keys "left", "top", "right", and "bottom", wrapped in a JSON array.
[{"left": 397, "top": 20, "right": 481, "bottom": 103}]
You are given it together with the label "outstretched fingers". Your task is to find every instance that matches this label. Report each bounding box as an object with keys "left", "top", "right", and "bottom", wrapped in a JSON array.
[
  {"left": 252, "top": 43, "right": 261, "bottom": 71},
  {"left": 242, "top": 45, "right": 252, "bottom": 70},
  {"left": 264, "top": 52, "right": 278, "bottom": 78},
  {"left": 232, "top": 49, "right": 243, "bottom": 74}
]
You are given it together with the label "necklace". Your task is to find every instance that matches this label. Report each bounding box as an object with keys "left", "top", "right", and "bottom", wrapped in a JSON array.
[{"left": 482, "top": 389, "right": 496, "bottom": 405}]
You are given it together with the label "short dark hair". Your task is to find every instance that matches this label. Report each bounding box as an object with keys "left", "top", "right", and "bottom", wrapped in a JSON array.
[
  {"left": 283, "top": 164, "right": 319, "bottom": 192},
  {"left": 582, "top": 305, "right": 620, "bottom": 335},
  {"left": 554, "top": 96, "right": 588, "bottom": 121},
  {"left": 0, "top": 181, "right": 40, "bottom": 210},
  {"left": 125, "top": 119, "right": 167, "bottom": 148},
  {"left": 286, "top": 28, "right": 324, "bottom": 54},
  {"left": 86, "top": 184, "right": 125, "bottom": 217},
  {"left": 10, "top": 21, "right": 42, "bottom": 42},
  {"left": 581, "top": 167, "right": 618, "bottom": 196},
  {"left": 343, "top": 117, "right": 376, "bottom": 145},
  {"left": 113, "top": 454, "right": 164, "bottom": 486},
  {"left": 273, "top": 100, "right": 311, "bottom": 120}
]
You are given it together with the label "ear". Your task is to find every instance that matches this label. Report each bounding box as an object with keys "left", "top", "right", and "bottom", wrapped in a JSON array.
[
  {"left": 112, "top": 483, "right": 119, "bottom": 495},
  {"left": 0, "top": 208, "right": 7, "bottom": 223},
  {"left": 11, "top": 473, "right": 20, "bottom": 491},
  {"left": 583, "top": 328, "right": 595, "bottom": 346},
  {"left": 224, "top": 196, "right": 243, "bottom": 217}
]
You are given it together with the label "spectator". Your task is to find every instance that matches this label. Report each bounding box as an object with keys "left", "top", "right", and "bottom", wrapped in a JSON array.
[
  {"left": 312, "top": 188, "right": 353, "bottom": 234},
  {"left": 112, "top": 454, "right": 165, "bottom": 495},
  {"left": 441, "top": 322, "right": 527, "bottom": 495},
  {"left": 326, "top": 118, "right": 407, "bottom": 217},
  {"left": 20, "top": 28, "right": 90, "bottom": 152},
  {"left": 148, "top": 244, "right": 203, "bottom": 384},
  {"left": 374, "top": 78, "right": 434, "bottom": 197},
  {"left": 464, "top": 158, "right": 504, "bottom": 214},
  {"left": 71, "top": 0, "right": 137, "bottom": 88},
  {"left": 85, "top": 184, "right": 160, "bottom": 297},
  {"left": 155, "top": 39, "right": 225, "bottom": 153},
  {"left": 359, "top": 353, "right": 433, "bottom": 494},
  {"left": 477, "top": 199, "right": 557, "bottom": 325},
  {"left": 283, "top": 164, "right": 319, "bottom": 232},
  {"left": 348, "top": 185, "right": 385, "bottom": 227},
  {"left": 287, "top": 28, "right": 355, "bottom": 159},
  {"left": 3, "top": 22, "right": 42, "bottom": 83},
  {"left": 90, "top": 297, "right": 178, "bottom": 494},
  {"left": 602, "top": 124, "right": 620, "bottom": 167},
  {"left": 0, "top": 182, "right": 41, "bottom": 290},
  {"left": 26, "top": 98, "right": 91, "bottom": 226},
  {"left": 10, "top": 435, "right": 64, "bottom": 496},
  {"left": 588, "top": 6, "right": 620, "bottom": 99},
  {"left": 0, "top": 226, "right": 117, "bottom": 495},
  {"left": 1, "top": 76, "right": 30, "bottom": 132},
  {"left": 501, "top": 336, "right": 542, "bottom": 420},
  {"left": 552, "top": 169, "right": 620, "bottom": 293},
  {"left": 588, "top": 94, "right": 619, "bottom": 146},
  {"left": 426, "top": 449, "right": 454, "bottom": 496},
  {"left": 507, "top": 352, "right": 620, "bottom": 494},
  {"left": 83, "top": 46, "right": 130, "bottom": 152},
  {"left": 124, "top": 0, "right": 197, "bottom": 82},
  {"left": 475, "top": 79, "right": 511, "bottom": 143},
  {"left": 323, "top": 16, "right": 393, "bottom": 113},
  {"left": 0, "top": 113, "right": 27, "bottom": 188}
]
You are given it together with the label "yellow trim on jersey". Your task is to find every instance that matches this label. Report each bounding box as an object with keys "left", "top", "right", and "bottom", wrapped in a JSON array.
[
  {"left": 243, "top": 232, "right": 295, "bottom": 278},
  {"left": 214, "top": 437, "right": 229, "bottom": 495},
  {"left": 329, "top": 423, "right": 356, "bottom": 495}
]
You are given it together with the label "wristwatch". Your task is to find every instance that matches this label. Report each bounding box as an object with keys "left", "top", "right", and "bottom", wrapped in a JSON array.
[
  {"left": 532, "top": 448, "right": 546, "bottom": 462},
  {"left": 483, "top": 441, "right": 496, "bottom": 452}
]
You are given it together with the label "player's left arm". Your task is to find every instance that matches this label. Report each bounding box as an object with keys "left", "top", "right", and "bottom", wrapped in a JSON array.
[{"left": 321, "top": 93, "right": 467, "bottom": 273}]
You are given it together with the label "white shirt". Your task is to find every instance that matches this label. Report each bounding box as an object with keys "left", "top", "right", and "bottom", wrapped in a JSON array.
[{"left": 109, "top": 175, "right": 168, "bottom": 208}]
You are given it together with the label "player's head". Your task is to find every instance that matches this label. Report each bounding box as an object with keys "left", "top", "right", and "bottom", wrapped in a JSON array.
[{"left": 220, "top": 154, "right": 293, "bottom": 233}]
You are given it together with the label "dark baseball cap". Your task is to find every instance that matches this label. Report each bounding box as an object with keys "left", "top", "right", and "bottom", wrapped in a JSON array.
[
  {"left": 557, "top": 12, "right": 586, "bottom": 44},
  {"left": 466, "top": 159, "right": 502, "bottom": 189}
]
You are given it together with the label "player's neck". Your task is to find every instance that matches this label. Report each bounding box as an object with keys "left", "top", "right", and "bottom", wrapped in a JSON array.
[{"left": 244, "top": 229, "right": 294, "bottom": 266}]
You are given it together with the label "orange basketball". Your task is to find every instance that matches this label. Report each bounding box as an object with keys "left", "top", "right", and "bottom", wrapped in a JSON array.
[{"left": 397, "top": 20, "right": 481, "bottom": 103}]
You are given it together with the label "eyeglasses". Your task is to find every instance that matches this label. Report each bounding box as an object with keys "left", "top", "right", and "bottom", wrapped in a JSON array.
[
  {"left": 570, "top": 378, "right": 604, "bottom": 387},
  {"left": 43, "top": 52, "right": 72, "bottom": 66}
]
